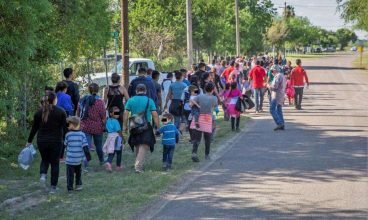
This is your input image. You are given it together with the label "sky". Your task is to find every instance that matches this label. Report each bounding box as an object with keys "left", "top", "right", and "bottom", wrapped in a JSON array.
[{"left": 271, "top": 0, "right": 368, "bottom": 39}]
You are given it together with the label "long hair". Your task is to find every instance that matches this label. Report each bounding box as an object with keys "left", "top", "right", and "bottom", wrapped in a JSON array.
[{"left": 41, "top": 92, "right": 56, "bottom": 123}]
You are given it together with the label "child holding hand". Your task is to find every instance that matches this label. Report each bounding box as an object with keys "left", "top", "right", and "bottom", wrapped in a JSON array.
[{"left": 103, "top": 107, "right": 124, "bottom": 172}]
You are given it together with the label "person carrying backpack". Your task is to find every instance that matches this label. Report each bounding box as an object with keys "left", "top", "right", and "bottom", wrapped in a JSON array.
[
  {"left": 78, "top": 83, "right": 106, "bottom": 167},
  {"left": 103, "top": 73, "right": 129, "bottom": 127}
]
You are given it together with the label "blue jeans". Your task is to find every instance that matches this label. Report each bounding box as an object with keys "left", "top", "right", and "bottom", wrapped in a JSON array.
[
  {"left": 254, "top": 88, "right": 264, "bottom": 111},
  {"left": 84, "top": 133, "right": 104, "bottom": 163},
  {"left": 270, "top": 99, "right": 284, "bottom": 126},
  {"left": 162, "top": 145, "right": 175, "bottom": 167},
  {"left": 174, "top": 115, "right": 181, "bottom": 129}
]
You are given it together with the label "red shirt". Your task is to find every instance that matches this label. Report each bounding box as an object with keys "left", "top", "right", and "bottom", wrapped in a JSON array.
[
  {"left": 80, "top": 99, "right": 106, "bottom": 135},
  {"left": 221, "top": 66, "right": 234, "bottom": 82},
  {"left": 291, "top": 65, "right": 309, "bottom": 87},
  {"left": 249, "top": 65, "right": 266, "bottom": 89}
]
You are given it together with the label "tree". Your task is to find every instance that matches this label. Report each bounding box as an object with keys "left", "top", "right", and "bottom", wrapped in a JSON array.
[
  {"left": 338, "top": 0, "right": 368, "bottom": 31},
  {"left": 336, "top": 28, "right": 358, "bottom": 50}
]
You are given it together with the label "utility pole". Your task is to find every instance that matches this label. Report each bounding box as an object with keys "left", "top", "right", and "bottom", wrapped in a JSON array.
[
  {"left": 235, "top": 0, "right": 240, "bottom": 57},
  {"left": 186, "top": 0, "right": 193, "bottom": 68},
  {"left": 121, "top": 0, "right": 129, "bottom": 88}
]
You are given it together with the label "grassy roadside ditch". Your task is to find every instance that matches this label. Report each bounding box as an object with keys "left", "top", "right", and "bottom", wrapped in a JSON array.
[
  {"left": 0, "top": 114, "right": 248, "bottom": 219},
  {"left": 352, "top": 53, "right": 368, "bottom": 70}
]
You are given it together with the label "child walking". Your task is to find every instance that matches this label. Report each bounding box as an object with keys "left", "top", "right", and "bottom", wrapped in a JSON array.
[
  {"left": 64, "top": 116, "right": 90, "bottom": 192},
  {"left": 188, "top": 85, "right": 201, "bottom": 128},
  {"left": 285, "top": 74, "right": 295, "bottom": 105},
  {"left": 103, "top": 106, "right": 124, "bottom": 172},
  {"left": 156, "top": 113, "right": 180, "bottom": 171}
]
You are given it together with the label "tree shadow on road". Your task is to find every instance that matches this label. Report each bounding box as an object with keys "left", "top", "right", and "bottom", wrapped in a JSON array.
[{"left": 150, "top": 118, "right": 368, "bottom": 219}]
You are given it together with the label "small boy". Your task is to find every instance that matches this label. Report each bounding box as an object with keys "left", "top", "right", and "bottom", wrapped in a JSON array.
[
  {"left": 64, "top": 116, "right": 91, "bottom": 192},
  {"left": 188, "top": 85, "right": 201, "bottom": 128},
  {"left": 156, "top": 113, "right": 180, "bottom": 171}
]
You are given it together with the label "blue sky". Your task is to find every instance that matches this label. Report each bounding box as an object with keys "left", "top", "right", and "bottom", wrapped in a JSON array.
[{"left": 272, "top": 0, "right": 368, "bottom": 39}]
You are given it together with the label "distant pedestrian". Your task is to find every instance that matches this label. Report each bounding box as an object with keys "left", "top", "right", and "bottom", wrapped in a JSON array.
[
  {"left": 63, "top": 68, "right": 80, "bottom": 115},
  {"left": 161, "top": 72, "right": 173, "bottom": 109},
  {"left": 285, "top": 74, "right": 295, "bottom": 105},
  {"left": 164, "top": 71, "right": 186, "bottom": 129},
  {"left": 128, "top": 68, "right": 157, "bottom": 103},
  {"left": 268, "top": 65, "right": 286, "bottom": 131},
  {"left": 249, "top": 60, "right": 266, "bottom": 113},
  {"left": 156, "top": 113, "right": 180, "bottom": 171},
  {"left": 290, "top": 59, "right": 309, "bottom": 110},
  {"left": 225, "top": 82, "right": 243, "bottom": 132},
  {"left": 152, "top": 70, "right": 162, "bottom": 114},
  {"left": 64, "top": 116, "right": 89, "bottom": 192},
  {"left": 27, "top": 92, "right": 67, "bottom": 194},
  {"left": 55, "top": 81, "right": 73, "bottom": 116}
]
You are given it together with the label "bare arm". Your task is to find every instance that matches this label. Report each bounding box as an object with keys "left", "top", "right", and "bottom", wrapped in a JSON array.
[
  {"left": 123, "top": 110, "right": 129, "bottom": 132},
  {"left": 103, "top": 87, "right": 108, "bottom": 104},
  {"left": 120, "top": 86, "right": 130, "bottom": 100},
  {"left": 151, "top": 111, "right": 159, "bottom": 129}
]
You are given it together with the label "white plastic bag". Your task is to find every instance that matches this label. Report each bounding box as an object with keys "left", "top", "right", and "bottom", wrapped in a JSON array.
[{"left": 18, "top": 144, "right": 37, "bottom": 170}]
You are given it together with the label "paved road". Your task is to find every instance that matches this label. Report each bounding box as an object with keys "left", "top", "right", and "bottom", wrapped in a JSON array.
[{"left": 143, "top": 54, "right": 368, "bottom": 219}]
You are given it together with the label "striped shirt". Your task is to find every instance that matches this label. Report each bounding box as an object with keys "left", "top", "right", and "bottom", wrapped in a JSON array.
[
  {"left": 158, "top": 123, "right": 180, "bottom": 146},
  {"left": 64, "top": 130, "right": 88, "bottom": 165}
]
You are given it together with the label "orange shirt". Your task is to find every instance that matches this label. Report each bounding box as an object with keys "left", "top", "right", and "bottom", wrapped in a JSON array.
[{"left": 221, "top": 66, "right": 234, "bottom": 82}]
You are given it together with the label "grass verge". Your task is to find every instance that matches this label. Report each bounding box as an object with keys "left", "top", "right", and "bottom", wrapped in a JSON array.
[
  {"left": 352, "top": 53, "right": 368, "bottom": 70},
  {"left": 0, "top": 114, "right": 247, "bottom": 219}
]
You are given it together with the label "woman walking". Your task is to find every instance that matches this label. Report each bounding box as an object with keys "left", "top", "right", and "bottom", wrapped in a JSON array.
[
  {"left": 123, "top": 84, "right": 159, "bottom": 173},
  {"left": 27, "top": 92, "right": 67, "bottom": 194},
  {"left": 190, "top": 83, "right": 218, "bottom": 162},
  {"left": 103, "top": 73, "right": 129, "bottom": 127},
  {"left": 78, "top": 83, "right": 106, "bottom": 165}
]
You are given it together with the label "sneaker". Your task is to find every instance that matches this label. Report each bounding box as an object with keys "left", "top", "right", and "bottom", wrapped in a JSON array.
[
  {"left": 60, "top": 158, "right": 65, "bottom": 163},
  {"left": 83, "top": 168, "right": 89, "bottom": 174},
  {"left": 274, "top": 125, "right": 285, "bottom": 131},
  {"left": 75, "top": 185, "right": 83, "bottom": 191},
  {"left": 40, "top": 174, "right": 47, "bottom": 187},
  {"left": 191, "top": 153, "right": 200, "bottom": 162},
  {"left": 49, "top": 186, "right": 58, "bottom": 194},
  {"left": 105, "top": 162, "right": 112, "bottom": 172},
  {"left": 162, "top": 163, "right": 168, "bottom": 171},
  {"left": 205, "top": 155, "right": 211, "bottom": 161},
  {"left": 116, "top": 166, "right": 124, "bottom": 171}
]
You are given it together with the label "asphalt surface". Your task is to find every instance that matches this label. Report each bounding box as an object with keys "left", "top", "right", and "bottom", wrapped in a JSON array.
[{"left": 141, "top": 54, "right": 368, "bottom": 219}]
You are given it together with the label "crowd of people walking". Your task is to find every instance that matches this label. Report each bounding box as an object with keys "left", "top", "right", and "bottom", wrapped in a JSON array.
[{"left": 26, "top": 54, "right": 309, "bottom": 193}]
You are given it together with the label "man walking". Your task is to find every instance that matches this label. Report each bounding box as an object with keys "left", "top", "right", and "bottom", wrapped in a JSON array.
[
  {"left": 249, "top": 60, "right": 267, "bottom": 113},
  {"left": 290, "top": 59, "right": 309, "bottom": 110},
  {"left": 269, "top": 65, "right": 286, "bottom": 131},
  {"left": 128, "top": 68, "right": 157, "bottom": 103},
  {"left": 63, "top": 68, "right": 80, "bottom": 115}
]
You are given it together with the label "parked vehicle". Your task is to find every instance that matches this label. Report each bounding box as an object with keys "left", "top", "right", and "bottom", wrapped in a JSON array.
[
  {"left": 78, "top": 58, "right": 167, "bottom": 89},
  {"left": 351, "top": 46, "right": 357, "bottom": 51}
]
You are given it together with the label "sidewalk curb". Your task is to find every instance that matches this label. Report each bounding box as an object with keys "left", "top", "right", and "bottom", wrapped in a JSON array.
[{"left": 130, "top": 117, "right": 257, "bottom": 220}]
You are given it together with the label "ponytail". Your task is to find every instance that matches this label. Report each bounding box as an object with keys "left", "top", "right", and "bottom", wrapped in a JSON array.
[{"left": 41, "top": 92, "right": 56, "bottom": 123}]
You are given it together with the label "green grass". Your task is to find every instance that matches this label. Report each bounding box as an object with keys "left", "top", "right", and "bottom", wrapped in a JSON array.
[
  {"left": 352, "top": 53, "right": 368, "bottom": 70},
  {"left": 0, "top": 114, "right": 247, "bottom": 219}
]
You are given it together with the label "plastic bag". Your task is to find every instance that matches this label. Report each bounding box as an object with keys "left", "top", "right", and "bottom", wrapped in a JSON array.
[{"left": 18, "top": 144, "right": 37, "bottom": 170}]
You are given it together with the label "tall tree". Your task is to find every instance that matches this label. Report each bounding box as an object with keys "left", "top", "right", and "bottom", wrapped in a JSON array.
[
  {"left": 338, "top": 0, "right": 368, "bottom": 31},
  {"left": 336, "top": 28, "right": 358, "bottom": 50}
]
